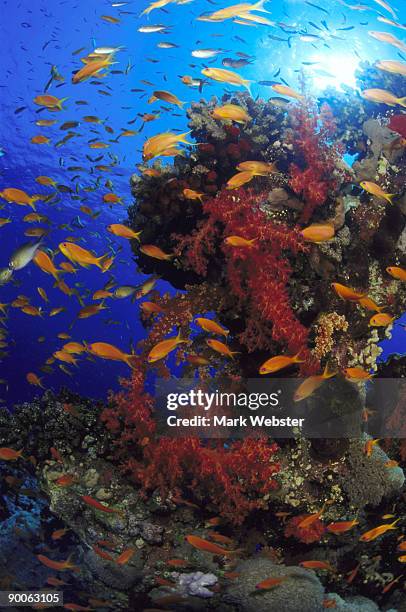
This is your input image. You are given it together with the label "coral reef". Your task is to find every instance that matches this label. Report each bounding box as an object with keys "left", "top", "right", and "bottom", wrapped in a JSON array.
[{"left": 120, "top": 64, "right": 406, "bottom": 607}]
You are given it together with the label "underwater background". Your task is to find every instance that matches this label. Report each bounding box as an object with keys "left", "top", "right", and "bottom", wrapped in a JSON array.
[{"left": 1, "top": 0, "right": 406, "bottom": 609}]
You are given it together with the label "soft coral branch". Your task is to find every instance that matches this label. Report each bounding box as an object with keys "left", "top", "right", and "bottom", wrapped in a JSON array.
[{"left": 288, "top": 95, "right": 344, "bottom": 223}]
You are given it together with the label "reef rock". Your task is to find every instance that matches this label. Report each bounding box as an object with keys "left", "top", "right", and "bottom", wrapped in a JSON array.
[
  {"left": 326, "top": 593, "right": 381, "bottom": 612},
  {"left": 341, "top": 437, "right": 405, "bottom": 507},
  {"left": 224, "top": 558, "right": 325, "bottom": 612}
]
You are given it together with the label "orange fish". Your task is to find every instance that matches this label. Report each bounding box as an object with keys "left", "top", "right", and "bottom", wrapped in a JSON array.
[
  {"left": 397, "top": 540, "right": 406, "bottom": 551},
  {"left": 0, "top": 447, "right": 23, "bottom": 461},
  {"left": 140, "top": 301, "right": 165, "bottom": 314},
  {"left": 21, "top": 304, "right": 42, "bottom": 317},
  {"left": 207, "top": 532, "right": 235, "bottom": 545},
  {"left": 346, "top": 562, "right": 360, "bottom": 584},
  {"left": 369, "top": 312, "right": 395, "bottom": 327},
  {"left": 398, "top": 555, "right": 406, "bottom": 562},
  {"left": 385, "top": 460, "right": 399, "bottom": 468},
  {"left": 35, "top": 175, "right": 56, "bottom": 187},
  {"left": 107, "top": 224, "right": 141, "bottom": 240},
  {"left": 26, "top": 372, "right": 44, "bottom": 387},
  {"left": 37, "top": 554, "right": 79, "bottom": 572},
  {"left": 364, "top": 438, "right": 380, "bottom": 457},
  {"left": 386, "top": 266, "right": 406, "bottom": 281},
  {"left": 271, "top": 83, "right": 303, "bottom": 100},
  {"left": 60, "top": 262, "right": 77, "bottom": 273},
  {"left": 36, "top": 119, "right": 58, "bottom": 126},
  {"left": 255, "top": 576, "right": 287, "bottom": 590},
  {"left": 294, "top": 365, "right": 336, "bottom": 402},
  {"left": 344, "top": 367, "right": 373, "bottom": 381},
  {"left": 33, "top": 94, "right": 67, "bottom": 110},
  {"left": 116, "top": 548, "right": 135, "bottom": 565},
  {"left": 0, "top": 187, "right": 38, "bottom": 210},
  {"left": 77, "top": 303, "right": 108, "bottom": 319},
  {"left": 93, "top": 289, "right": 114, "bottom": 300},
  {"left": 89, "top": 142, "right": 109, "bottom": 149},
  {"left": 206, "top": 338, "right": 239, "bottom": 359},
  {"left": 149, "top": 89, "right": 184, "bottom": 108},
  {"left": 46, "top": 577, "right": 68, "bottom": 587},
  {"left": 33, "top": 250, "right": 60, "bottom": 281},
  {"left": 101, "top": 14, "right": 120, "bottom": 23},
  {"left": 186, "top": 354, "right": 210, "bottom": 366},
  {"left": 53, "top": 350, "right": 78, "bottom": 366},
  {"left": 359, "top": 518, "right": 400, "bottom": 542},
  {"left": 236, "top": 160, "right": 277, "bottom": 175},
  {"left": 50, "top": 446, "right": 63, "bottom": 463},
  {"left": 301, "top": 224, "right": 335, "bottom": 243},
  {"left": 326, "top": 519, "right": 359, "bottom": 534},
  {"left": 226, "top": 171, "right": 254, "bottom": 189},
  {"left": 140, "top": 244, "right": 174, "bottom": 261},
  {"left": 97, "top": 539, "right": 117, "bottom": 549},
  {"left": 31, "top": 135, "right": 50, "bottom": 145},
  {"left": 25, "top": 227, "right": 49, "bottom": 237},
  {"left": 59, "top": 242, "right": 108, "bottom": 270},
  {"left": 224, "top": 235, "right": 256, "bottom": 247},
  {"left": 166, "top": 558, "right": 190, "bottom": 567},
  {"left": 323, "top": 599, "right": 337, "bottom": 609},
  {"left": 147, "top": 329, "right": 188, "bottom": 363},
  {"left": 143, "top": 131, "right": 192, "bottom": 161},
  {"left": 55, "top": 474, "right": 76, "bottom": 487},
  {"left": 81, "top": 495, "right": 122, "bottom": 514},
  {"left": 52, "top": 528, "right": 68, "bottom": 541},
  {"left": 300, "top": 560, "right": 335, "bottom": 571},
  {"left": 62, "top": 343, "right": 86, "bottom": 355},
  {"left": 183, "top": 188, "right": 205, "bottom": 202},
  {"left": 332, "top": 282, "right": 366, "bottom": 301},
  {"left": 360, "top": 180, "right": 396, "bottom": 203},
  {"left": 103, "top": 193, "right": 122, "bottom": 204},
  {"left": 93, "top": 545, "right": 114, "bottom": 561},
  {"left": 195, "top": 317, "right": 229, "bottom": 337},
  {"left": 50, "top": 307, "right": 66, "bottom": 316},
  {"left": 260, "top": 351, "right": 304, "bottom": 375},
  {"left": 297, "top": 505, "right": 326, "bottom": 529},
  {"left": 87, "top": 342, "right": 136, "bottom": 368},
  {"left": 382, "top": 575, "right": 402, "bottom": 593},
  {"left": 72, "top": 57, "right": 114, "bottom": 84},
  {"left": 205, "top": 516, "right": 222, "bottom": 526},
  {"left": 357, "top": 296, "right": 383, "bottom": 312},
  {"left": 185, "top": 534, "right": 240, "bottom": 556}
]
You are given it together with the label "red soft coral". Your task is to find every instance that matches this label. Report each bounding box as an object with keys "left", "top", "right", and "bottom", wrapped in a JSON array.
[
  {"left": 174, "top": 188, "right": 319, "bottom": 372},
  {"left": 288, "top": 94, "right": 345, "bottom": 223},
  {"left": 101, "top": 369, "right": 280, "bottom": 524},
  {"left": 388, "top": 114, "right": 406, "bottom": 139}
]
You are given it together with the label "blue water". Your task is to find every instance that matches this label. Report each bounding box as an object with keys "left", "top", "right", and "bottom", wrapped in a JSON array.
[{"left": 0, "top": 0, "right": 405, "bottom": 407}]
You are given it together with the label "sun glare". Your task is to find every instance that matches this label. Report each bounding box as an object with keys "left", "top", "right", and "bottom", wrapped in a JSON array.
[{"left": 306, "top": 52, "right": 360, "bottom": 92}]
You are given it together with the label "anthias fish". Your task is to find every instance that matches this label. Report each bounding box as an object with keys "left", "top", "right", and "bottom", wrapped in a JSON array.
[
  {"left": 81, "top": 495, "right": 122, "bottom": 514},
  {"left": 359, "top": 518, "right": 400, "bottom": 541},
  {"left": 185, "top": 535, "right": 241, "bottom": 556}
]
